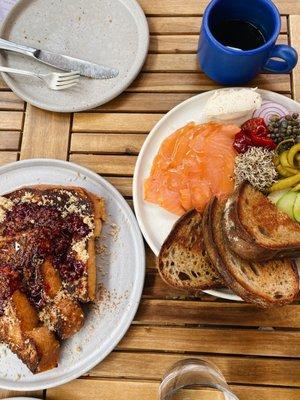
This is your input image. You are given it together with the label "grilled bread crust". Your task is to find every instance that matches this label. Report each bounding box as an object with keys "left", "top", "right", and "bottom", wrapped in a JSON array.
[
  {"left": 158, "top": 209, "right": 223, "bottom": 293},
  {"left": 203, "top": 197, "right": 299, "bottom": 308},
  {"left": 223, "top": 182, "right": 300, "bottom": 261}
]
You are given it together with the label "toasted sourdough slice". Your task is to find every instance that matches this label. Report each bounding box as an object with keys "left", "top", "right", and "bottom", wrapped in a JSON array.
[
  {"left": 223, "top": 182, "right": 300, "bottom": 261},
  {"left": 0, "top": 290, "right": 60, "bottom": 373},
  {"left": 158, "top": 209, "right": 223, "bottom": 292},
  {"left": 2, "top": 185, "right": 106, "bottom": 302},
  {"left": 203, "top": 197, "right": 299, "bottom": 308}
]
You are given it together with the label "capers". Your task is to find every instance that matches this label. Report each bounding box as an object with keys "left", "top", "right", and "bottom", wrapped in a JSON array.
[{"left": 268, "top": 113, "right": 300, "bottom": 145}]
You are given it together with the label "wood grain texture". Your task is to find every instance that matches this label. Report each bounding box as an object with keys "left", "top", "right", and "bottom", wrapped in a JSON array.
[
  {"left": 290, "top": 15, "right": 300, "bottom": 101},
  {"left": 0, "top": 92, "right": 24, "bottom": 111},
  {"left": 149, "top": 34, "right": 288, "bottom": 53},
  {"left": 88, "top": 351, "right": 300, "bottom": 387},
  {"left": 73, "top": 113, "right": 162, "bottom": 133},
  {"left": 129, "top": 73, "right": 291, "bottom": 93},
  {"left": 104, "top": 177, "right": 133, "bottom": 197},
  {"left": 20, "top": 105, "right": 70, "bottom": 160},
  {"left": 0, "top": 151, "right": 18, "bottom": 164},
  {"left": 0, "top": 390, "right": 43, "bottom": 399},
  {"left": 0, "top": 78, "right": 8, "bottom": 89},
  {"left": 71, "top": 133, "right": 146, "bottom": 154},
  {"left": 47, "top": 379, "right": 300, "bottom": 400},
  {"left": 138, "top": 0, "right": 300, "bottom": 15},
  {"left": 135, "top": 299, "right": 300, "bottom": 328},
  {"left": 0, "top": 131, "right": 20, "bottom": 150},
  {"left": 145, "top": 49, "right": 292, "bottom": 71},
  {"left": 0, "top": 111, "right": 23, "bottom": 130},
  {"left": 140, "top": 53, "right": 219, "bottom": 72},
  {"left": 94, "top": 92, "right": 193, "bottom": 112},
  {"left": 147, "top": 16, "right": 288, "bottom": 34},
  {"left": 70, "top": 154, "right": 137, "bottom": 175},
  {"left": 119, "top": 326, "right": 300, "bottom": 357}
]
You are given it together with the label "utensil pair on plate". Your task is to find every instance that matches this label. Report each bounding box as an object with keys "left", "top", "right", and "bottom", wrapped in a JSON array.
[{"left": 0, "top": 38, "right": 119, "bottom": 90}]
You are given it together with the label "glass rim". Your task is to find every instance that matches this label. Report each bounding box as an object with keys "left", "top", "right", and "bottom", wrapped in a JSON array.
[{"left": 158, "top": 358, "right": 239, "bottom": 400}]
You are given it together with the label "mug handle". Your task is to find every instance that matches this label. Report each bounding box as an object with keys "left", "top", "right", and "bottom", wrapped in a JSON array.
[{"left": 262, "top": 44, "right": 298, "bottom": 73}]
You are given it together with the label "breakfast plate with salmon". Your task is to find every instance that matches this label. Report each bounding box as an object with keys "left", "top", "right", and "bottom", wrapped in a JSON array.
[{"left": 133, "top": 88, "right": 300, "bottom": 304}]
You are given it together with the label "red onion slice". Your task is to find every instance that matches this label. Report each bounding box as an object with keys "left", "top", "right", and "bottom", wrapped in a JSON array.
[{"left": 253, "top": 101, "right": 289, "bottom": 124}]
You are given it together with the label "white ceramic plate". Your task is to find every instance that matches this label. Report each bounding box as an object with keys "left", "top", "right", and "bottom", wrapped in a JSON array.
[
  {"left": 0, "top": 0, "right": 149, "bottom": 112},
  {"left": 0, "top": 159, "right": 145, "bottom": 390},
  {"left": 133, "top": 88, "right": 300, "bottom": 301}
]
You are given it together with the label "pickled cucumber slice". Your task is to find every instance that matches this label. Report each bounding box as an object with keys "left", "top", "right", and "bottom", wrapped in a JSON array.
[
  {"left": 268, "top": 189, "right": 290, "bottom": 204},
  {"left": 293, "top": 193, "right": 300, "bottom": 222},
  {"left": 277, "top": 191, "right": 297, "bottom": 219}
]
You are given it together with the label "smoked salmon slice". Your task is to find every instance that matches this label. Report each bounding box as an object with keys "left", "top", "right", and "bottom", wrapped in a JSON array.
[{"left": 144, "top": 122, "right": 240, "bottom": 216}]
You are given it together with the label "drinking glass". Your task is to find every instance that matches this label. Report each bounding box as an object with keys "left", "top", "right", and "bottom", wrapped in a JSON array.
[{"left": 159, "top": 359, "right": 239, "bottom": 400}]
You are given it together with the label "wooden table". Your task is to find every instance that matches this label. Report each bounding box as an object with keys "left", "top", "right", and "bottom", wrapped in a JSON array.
[{"left": 0, "top": 1, "right": 300, "bottom": 399}]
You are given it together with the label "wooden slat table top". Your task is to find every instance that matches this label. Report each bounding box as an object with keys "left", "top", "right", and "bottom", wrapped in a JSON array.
[{"left": 0, "top": 1, "right": 299, "bottom": 399}]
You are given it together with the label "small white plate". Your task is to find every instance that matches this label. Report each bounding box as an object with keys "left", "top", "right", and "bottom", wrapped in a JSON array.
[
  {"left": 0, "top": 0, "right": 149, "bottom": 112},
  {"left": 133, "top": 88, "right": 300, "bottom": 301},
  {"left": 0, "top": 159, "right": 145, "bottom": 390}
]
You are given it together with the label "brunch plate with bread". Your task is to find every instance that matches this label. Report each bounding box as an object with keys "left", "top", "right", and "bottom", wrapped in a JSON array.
[
  {"left": 133, "top": 88, "right": 300, "bottom": 306},
  {"left": 0, "top": 159, "right": 145, "bottom": 390}
]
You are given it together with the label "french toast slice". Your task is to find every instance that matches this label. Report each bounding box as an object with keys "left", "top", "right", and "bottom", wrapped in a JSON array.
[
  {"left": 158, "top": 209, "right": 223, "bottom": 293},
  {"left": 0, "top": 289, "right": 60, "bottom": 373},
  {"left": 203, "top": 197, "right": 299, "bottom": 308},
  {"left": 0, "top": 185, "right": 105, "bottom": 373},
  {"left": 223, "top": 182, "right": 300, "bottom": 261}
]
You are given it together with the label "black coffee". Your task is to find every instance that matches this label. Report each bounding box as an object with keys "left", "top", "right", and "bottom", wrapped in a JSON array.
[{"left": 211, "top": 20, "right": 266, "bottom": 50}]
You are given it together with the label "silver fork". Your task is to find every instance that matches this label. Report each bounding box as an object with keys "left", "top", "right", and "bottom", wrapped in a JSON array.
[{"left": 0, "top": 65, "right": 80, "bottom": 90}]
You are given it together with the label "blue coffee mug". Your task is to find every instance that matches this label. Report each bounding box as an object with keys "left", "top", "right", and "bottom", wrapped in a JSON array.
[{"left": 198, "top": 0, "right": 298, "bottom": 85}]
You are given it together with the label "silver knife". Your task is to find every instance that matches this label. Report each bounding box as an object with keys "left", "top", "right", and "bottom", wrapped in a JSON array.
[{"left": 0, "top": 38, "right": 119, "bottom": 79}]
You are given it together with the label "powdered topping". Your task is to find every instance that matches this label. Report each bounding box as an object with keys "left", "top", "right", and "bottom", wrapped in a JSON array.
[
  {"left": 20, "top": 192, "right": 38, "bottom": 203},
  {"left": 0, "top": 197, "right": 13, "bottom": 223},
  {"left": 108, "top": 223, "right": 120, "bottom": 241},
  {"left": 39, "top": 289, "right": 78, "bottom": 331},
  {"left": 72, "top": 239, "right": 89, "bottom": 263}
]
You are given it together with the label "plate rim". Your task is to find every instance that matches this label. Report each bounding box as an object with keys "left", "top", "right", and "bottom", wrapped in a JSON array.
[
  {"left": 0, "top": 158, "right": 145, "bottom": 391},
  {"left": 133, "top": 88, "right": 300, "bottom": 302},
  {"left": 0, "top": 0, "right": 149, "bottom": 113}
]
